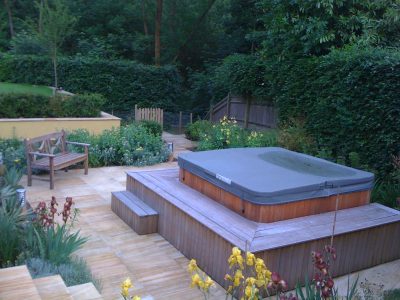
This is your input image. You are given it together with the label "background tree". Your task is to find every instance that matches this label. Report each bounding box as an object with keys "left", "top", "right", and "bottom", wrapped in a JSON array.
[
  {"left": 3, "top": 0, "right": 15, "bottom": 38},
  {"left": 37, "top": 0, "right": 76, "bottom": 89},
  {"left": 154, "top": 0, "right": 163, "bottom": 66},
  {"left": 256, "top": 0, "right": 400, "bottom": 59}
]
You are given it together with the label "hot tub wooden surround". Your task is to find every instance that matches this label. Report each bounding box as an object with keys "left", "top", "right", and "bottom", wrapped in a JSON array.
[
  {"left": 179, "top": 168, "right": 370, "bottom": 223},
  {"left": 112, "top": 168, "right": 400, "bottom": 289}
]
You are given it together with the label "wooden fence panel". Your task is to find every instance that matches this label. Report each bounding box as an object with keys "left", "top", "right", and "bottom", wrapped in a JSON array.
[
  {"left": 134, "top": 105, "right": 163, "bottom": 127},
  {"left": 209, "top": 95, "right": 278, "bottom": 128}
]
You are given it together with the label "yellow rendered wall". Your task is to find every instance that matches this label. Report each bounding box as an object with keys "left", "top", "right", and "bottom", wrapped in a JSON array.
[{"left": 0, "top": 113, "right": 120, "bottom": 139}]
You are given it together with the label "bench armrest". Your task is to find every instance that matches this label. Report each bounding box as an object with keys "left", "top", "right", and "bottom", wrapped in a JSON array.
[
  {"left": 66, "top": 141, "right": 91, "bottom": 147},
  {"left": 29, "top": 152, "right": 56, "bottom": 158}
]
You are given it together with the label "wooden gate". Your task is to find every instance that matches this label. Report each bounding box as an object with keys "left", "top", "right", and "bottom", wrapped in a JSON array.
[{"left": 135, "top": 105, "right": 163, "bottom": 127}]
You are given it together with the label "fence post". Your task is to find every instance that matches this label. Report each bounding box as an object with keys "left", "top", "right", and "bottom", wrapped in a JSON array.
[
  {"left": 179, "top": 111, "right": 183, "bottom": 134},
  {"left": 227, "top": 93, "right": 231, "bottom": 118},
  {"left": 135, "top": 104, "right": 138, "bottom": 121},
  {"left": 190, "top": 113, "right": 193, "bottom": 124},
  {"left": 244, "top": 96, "right": 251, "bottom": 129}
]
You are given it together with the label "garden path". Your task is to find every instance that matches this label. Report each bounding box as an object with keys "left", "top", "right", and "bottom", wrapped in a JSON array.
[{"left": 162, "top": 132, "right": 197, "bottom": 159}]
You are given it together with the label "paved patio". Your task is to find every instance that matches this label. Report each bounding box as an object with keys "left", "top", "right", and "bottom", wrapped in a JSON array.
[{"left": 23, "top": 163, "right": 400, "bottom": 299}]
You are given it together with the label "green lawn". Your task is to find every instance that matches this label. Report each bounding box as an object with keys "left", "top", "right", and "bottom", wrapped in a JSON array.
[{"left": 0, "top": 82, "right": 53, "bottom": 96}]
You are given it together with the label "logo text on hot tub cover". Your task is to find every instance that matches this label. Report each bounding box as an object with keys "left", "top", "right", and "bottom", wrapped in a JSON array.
[{"left": 216, "top": 174, "right": 232, "bottom": 185}]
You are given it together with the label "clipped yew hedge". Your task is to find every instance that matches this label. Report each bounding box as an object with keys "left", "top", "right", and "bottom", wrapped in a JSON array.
[
  {"left": 0, "top": 54, "right": 183, "bottom": 112},
  {"left": 268, "top": 47, "right": 400, "bottom": 177},
  {"left": 213, "top": 47, "right": 400, "bottom": 178}
]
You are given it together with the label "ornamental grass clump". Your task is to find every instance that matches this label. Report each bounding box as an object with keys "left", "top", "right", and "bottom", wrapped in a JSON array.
[{"left": 26, "top": 196, "right": 87, "bottom": 266}]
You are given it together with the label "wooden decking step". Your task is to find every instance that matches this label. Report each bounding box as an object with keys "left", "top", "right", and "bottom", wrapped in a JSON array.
[
  {"left": 0, "top": 265, "right": 41, "bottom": 299},
  {"left": 111, "top": 190, "right": 159, "bottom": 235},
  {"left": 33, "top": 275, "right": 72, "bottom": 300},
  {"left": 67, "top": 283, "right": 103, "bottom": 300}
]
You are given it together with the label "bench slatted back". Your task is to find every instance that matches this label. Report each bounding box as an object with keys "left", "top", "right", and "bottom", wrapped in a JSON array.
[{"left": 24, "top": 130, "right": 67, "bottom": 156}]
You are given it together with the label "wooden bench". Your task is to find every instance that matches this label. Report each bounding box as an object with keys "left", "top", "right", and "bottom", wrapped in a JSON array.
[
  {"left": 24, "top": 130, "right": 90, "bottom": 190},
  {"left": 111, "top": 190, "right": 158, "bottom": 235}
]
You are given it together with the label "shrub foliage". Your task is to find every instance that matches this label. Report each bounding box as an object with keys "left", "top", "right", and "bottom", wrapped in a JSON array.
[
  {"left": 0, "top": 93, "right": 104, "bottom": 118},
  {"left": 0, "top": 54, "right": 183, "bottom": 112},
  {"left": 213, "top": 47, "right": 400, "bottom": 179}
]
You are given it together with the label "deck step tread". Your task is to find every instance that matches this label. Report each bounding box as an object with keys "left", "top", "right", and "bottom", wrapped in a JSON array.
[
  {"left": 33, "top": 275, "right": 72, "bottom": 300},
  {"left": 112, "top": 190, "right": 157, "bottom": 216},
  {"left": 67, "top": 283, "right": 103, "bottom": 300},
  {"left": 0, "top": 265, "right": 41, "bottom": 300},
  {"left": 111, "top": 190, "right": 159, "bottom": 235}
]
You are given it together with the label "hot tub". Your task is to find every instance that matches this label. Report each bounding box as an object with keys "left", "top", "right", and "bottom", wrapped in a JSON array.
[{"left": 178, "top": 147, "right": 374, "bottom": 222}]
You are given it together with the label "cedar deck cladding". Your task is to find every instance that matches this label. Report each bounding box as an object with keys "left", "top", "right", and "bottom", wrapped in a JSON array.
[{"left": 125, "top": 168, "right": 400, "bottom": 289}]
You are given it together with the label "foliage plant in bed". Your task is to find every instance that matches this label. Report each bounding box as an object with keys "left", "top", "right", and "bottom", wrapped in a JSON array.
[
  {"left": 197, "top": 117, "right": 278, "bottom": 151},
  {"left": 67, "top": 122, "right": 169, "bottom": 167}
]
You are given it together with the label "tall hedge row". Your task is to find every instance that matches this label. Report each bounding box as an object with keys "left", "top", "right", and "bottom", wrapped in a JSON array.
[
  {"left": 0, "top": 54, "right": 183, "bottom": 112},
  {"left": 268, "top": 47, "right": 400, "bottom": 177},
  {"left": 214, "top": 47, "right": 400, "bottom": 178}
]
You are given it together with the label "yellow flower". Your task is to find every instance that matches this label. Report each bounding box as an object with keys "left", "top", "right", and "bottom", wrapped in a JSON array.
[
  {"left": 228, "top": 247, "right": 244, "bottom": 269},
  {"left": 187, "top": 259, "right": 198, "bottom": 273},
  {"left": 132, "top": 296, "right": 141, "bottom": 300},
  {"left": 246, "top": 252, "right": 256, "bottom": 266},
  {"left": 136, "top": 146, "right": 144, "bottom": 151},
  {"left": 233, "top": 269, "right": 244, "bottom": 287},
  {"left": 191, "top": 273, "right": 201, "bottom": 288},
  {"left": 204, "top": 276, "right": 214, "bottom": 291},
  {"left": 122, "top": 278, "right": 133, "bottom": 289},
  {"left": 244, "top": 285, "right": 259, "bottom": 299},
  {"left": 121, "top": 286, "right": 129, "bottom": 297},
  {"left": 246, "top": 277, "right": 256, "bottom": 286}
]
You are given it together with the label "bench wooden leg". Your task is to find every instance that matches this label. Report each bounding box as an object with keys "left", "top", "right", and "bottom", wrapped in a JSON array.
[
  {"left": 84, "top": 147, "right": 89, "bottom": 175},
  {"left": 49, "top": 157, "right": 54, "bottom": 190},
  {"left": 27, "top": 163, "right": 32, "bottom": 186},
  {"left": 84, "top": 158, "right": 88, "bottom": 175}
]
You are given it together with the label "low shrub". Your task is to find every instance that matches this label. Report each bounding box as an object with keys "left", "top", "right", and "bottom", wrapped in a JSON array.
[
  {"left": 139, "top": 120, "right": 163, "bottom": 137},
  {"left": 67, "top": 123, "right": 169, "bottom": 167},
  {"left": 277, "top": 119, "right": 317, "bottom": 155},
  {"left": 0, "top": 138, "right": 25, "bottom": 171},
  {"left": 0, "top": 93, "right": 105, "bottom": 118},
  {"left": 185, "top": 120, "right": 213, "bottom": 141},
  {"left": 27, "top": 257, "right": 101, "bottom": 290},
  {"left": 197, "top": 117, "right": 278, "bottom": 151}
]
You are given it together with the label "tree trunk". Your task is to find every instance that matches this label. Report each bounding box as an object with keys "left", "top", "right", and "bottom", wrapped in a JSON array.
[
  {"left": 154, "top": 0, "right": 163, "bottom": 66},
  {"left": 141, "top": 0, "right": 148, "bottom": 35},
  {"left": 52, "top": 48, "right": 58, "bottom": 90},
  {"left": 4, "top": 0, "right": 15, "bottom": 38}
]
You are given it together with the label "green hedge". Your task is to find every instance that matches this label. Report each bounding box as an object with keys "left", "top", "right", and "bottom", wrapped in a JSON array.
[
  {"left": 0, "top": 54, "right": 183, "bottom": 112},
  {"left": 268, "top": 47, "right": 400, "bottom": 178},
  {"left": 213, "top": 47, "right": 400, "bottom": 179},
  {"left": 0, "top": 93, "right": 104, "bottom": 118}
]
